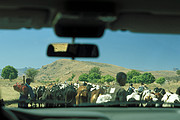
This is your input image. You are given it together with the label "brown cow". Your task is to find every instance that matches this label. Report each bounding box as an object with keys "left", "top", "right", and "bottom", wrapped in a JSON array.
[
  {"left": 90, "top": 88, "right": 105, "bottom": 103},
  {"left": 75, "top": 86, "right": 89, "bottom": 105}
]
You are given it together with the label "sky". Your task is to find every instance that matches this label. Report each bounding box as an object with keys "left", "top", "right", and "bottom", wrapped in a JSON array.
[{"left": 0, "top": 28, "right": 180, "bottom": 71}]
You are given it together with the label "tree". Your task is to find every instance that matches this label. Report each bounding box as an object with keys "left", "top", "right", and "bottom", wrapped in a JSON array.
[
  {"left": 103, "top": 75, "right": 115, "bottom": 83},
  {"left": 1, "top": 65, "right": 18, "bottom": 81},
  {"left": 177, "top": 70, "right": 180, "bottom": 76},
  {"left": 156, "top": 77, "right": 166, "bottom": 85},
  {"left": 140, "top": 72, "right": 156, "bottom": 84},
  {"left": 78, "top": 67, "right": 115, "bottom": 84},
  {"left": 90, "top": 79, "right": 99, "bottom": 83},
  {"left": 88, "top": 73, "right": 101, "bottom": 82},
  {"left": 97, "top": 78, "right": 105, "bottom": 84},
  {"left": 127, "top": 70, "right": 141, "bottom": 83},
  {"left": 131, "top": 72, "right": 155, "bottom": 84},
  {"left": 131, "top": 76, "right": 142, "bottom": 83},
  {"left": 24, "top": 68, "right": 39, "bottom": 80},
  {"left": 9, "top": 73, "right": 16, "bottom": 81},
  {"left": 79, "top": 73, "right": 89, "bottom": 82},
  {"left": 89, "top": 67, "right": 101, "bottom": 75}
]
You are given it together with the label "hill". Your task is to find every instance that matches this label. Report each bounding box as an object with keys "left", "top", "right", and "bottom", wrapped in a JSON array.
[
  {"left": 35, "top": 59, "right": 178, "bottom": 82},
  {"left": 35, "top": 59, "right": 131, "bottom": 82}
]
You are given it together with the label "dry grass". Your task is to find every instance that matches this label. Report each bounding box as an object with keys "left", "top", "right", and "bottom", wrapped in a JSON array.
[{"left": 0, "top": 78, "right": 44, "bottom": 108}]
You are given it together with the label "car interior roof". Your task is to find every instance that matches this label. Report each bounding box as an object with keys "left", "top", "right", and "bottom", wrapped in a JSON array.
[{"left": 0, "top": 0, "right": 180, "bottom": 34}]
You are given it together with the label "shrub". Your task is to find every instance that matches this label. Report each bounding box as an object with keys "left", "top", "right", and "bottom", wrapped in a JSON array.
[
  {"left": 127, "top": 70, "right": 141, "bottom": 83},
  {"left": 156, "top": 77, "right": 166, "bottom": 85},
  {"left": 1, "top": 65, "right": 18, "bottom": 81}
]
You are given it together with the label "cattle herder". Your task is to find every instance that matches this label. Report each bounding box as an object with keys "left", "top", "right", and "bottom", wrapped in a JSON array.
[
  {"left": 18, "top": 78, "right": 35, "bottom": 108},
  {"left": 107, "top": 72, "right": 127, "bottom": 105}
]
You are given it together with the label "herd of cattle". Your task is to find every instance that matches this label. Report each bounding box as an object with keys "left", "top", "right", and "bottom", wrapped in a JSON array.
[{"left": 32, "top": 82, "right": 180, "bottom": 108}]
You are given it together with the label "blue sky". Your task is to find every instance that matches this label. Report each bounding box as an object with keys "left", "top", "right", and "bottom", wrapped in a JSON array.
[{"left": 0, "top": 28, "right": 180, "bottom": 71}]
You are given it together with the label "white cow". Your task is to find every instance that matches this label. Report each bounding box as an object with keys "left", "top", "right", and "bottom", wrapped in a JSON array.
[
  {"left": 141, "top": 90, "right": 157, "bottom": 101},
  {"left": 96, "top": 94, "right": 112, "bottom": 104},
  {"left": 90, "top": 84, "right": 100, "bottom": 91},
  {"left": 127, "top": 89, "right": 141, "bottom": 101},
  {"left": 161, "top": 92, "right": 180, "bottom": 107},
  {"left": 74, "top": 83, "right": 80, "bottom": 89}
]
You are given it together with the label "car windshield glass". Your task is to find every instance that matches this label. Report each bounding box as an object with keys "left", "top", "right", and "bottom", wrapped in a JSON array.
[{"left": 0, "top": 29, "right": 180, "bottom": 108}]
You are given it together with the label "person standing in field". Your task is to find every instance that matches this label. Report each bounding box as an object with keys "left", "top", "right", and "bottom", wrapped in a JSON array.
[
  {"left": 18, "top": 78, "right": 35, "bottom": 108},
  {"left": 127, "top": 83, "right": 135, "bottom": 95},
  {"left": 138, "top": 82, "right": 148, "bottom": 93},
  {"left": 107, "top": 72, "right": 127, "bottom": 104}
]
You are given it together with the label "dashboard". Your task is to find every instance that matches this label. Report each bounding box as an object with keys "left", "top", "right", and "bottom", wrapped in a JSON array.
[{"left": 2, "top": 107, "right": 180, "bottom": 120}]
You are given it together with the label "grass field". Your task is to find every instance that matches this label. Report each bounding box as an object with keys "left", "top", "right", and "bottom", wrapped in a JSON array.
[{"left": 0, "top": 78, "right": 179, "bottom": 108}]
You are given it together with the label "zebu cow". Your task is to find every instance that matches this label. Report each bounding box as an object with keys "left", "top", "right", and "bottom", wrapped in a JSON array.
[
  {"left": 141, "top": 90, "right": 157, "bottom": 101},
  {"left": 41, "top": 84, "right": 65, "bottom": 107},
  {"left": 96, "top": 94, "right": 112, "bottom": 104},
  {"left": 32, "top": 86, "right": 46, "bottom": 107},
  {"left": 36, "top": 86, "right": 46, "bottom": 100},
  {"left": 153, "top": 87, "right": 166, "bottom": 107},
  {"left": 64, "top": 85, "right": 77, "bottom": 106},
  {"left": 75, "top": 86, "right": 91, "bottom": 105},
  {"left": 90, "top": 88, "right": 105, "bottom": 103},
  {"left": 161, "top": 92, "right": 180, "bottom": 107},
  {"left": 126, "top": 89, "right": 141, "bottom": 107},
  {"left": 41, "top": 83, "right": 77, "bottom": 107},
  {"left": 127, "top": 89, "right": 140, "bottom": 101},
  {"left": 154, "top": 87, "right": 166, "bottom": 98},
  {"left": 41, "top": 87, "right": 54, "bottom": 107},
  {"left": 74, "top": 83, "right": 80, "bottom": 90},
  {"left": 90, "top": 84, "right": 99, "bottom": 91},
  {"left": 176, "top": 87, "right": 180, "bottom": 96},
  {"left": 141, "top": 89, "right": 158, "bottom": 107}
]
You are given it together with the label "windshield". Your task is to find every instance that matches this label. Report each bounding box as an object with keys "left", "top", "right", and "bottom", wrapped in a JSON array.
[{"left": 0, "top": 29, "right": 180, "bottom": 108}]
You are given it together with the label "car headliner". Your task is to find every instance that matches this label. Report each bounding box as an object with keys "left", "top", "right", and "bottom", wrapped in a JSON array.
[{"left": 0, "top": 0, "right": 180, "bottom": 34}]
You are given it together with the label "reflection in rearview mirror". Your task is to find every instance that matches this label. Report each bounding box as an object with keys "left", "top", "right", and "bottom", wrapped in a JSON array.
[{"left": 47, "top": 43, "right": 99, "bottom": 58}]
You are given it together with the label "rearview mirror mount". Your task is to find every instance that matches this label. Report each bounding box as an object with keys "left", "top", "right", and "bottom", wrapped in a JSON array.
[{"left": 54, "top": 19, "right": 105, "bottom": 37}]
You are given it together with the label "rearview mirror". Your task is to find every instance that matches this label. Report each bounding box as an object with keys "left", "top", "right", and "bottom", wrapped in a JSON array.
[{"left": 47, "top": 43, "right": 99, "bottom": 58}]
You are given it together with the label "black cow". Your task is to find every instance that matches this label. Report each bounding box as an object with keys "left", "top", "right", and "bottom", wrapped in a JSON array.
[{"left": 176, "top": 87, "right": 180, "bottom": 95}]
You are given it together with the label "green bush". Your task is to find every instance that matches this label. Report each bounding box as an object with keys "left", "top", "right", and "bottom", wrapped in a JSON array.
[
  {"left": 127, "top": 70, "right": 141, "bottom": 83},
  {"left": 24, "top": 68, "right": 39, "bottom": 80},
  {"left": 176, "top": 70, "right": 180, "bottom": 76},
  {"left": 156, "top": 77, "right": 166, "bottom": 85},
  {"left": 1, "top": 65, "right": 18, "bottom": 81},
  {"left": 131, "top": 72, "right": 155, "bottom": 84},
  {"left": 88, "top": 73, "right": 101, "bottom": 82},
  {"left": 89, "top": 67, "right": 101, "bottom": 75},
  {"left": 79, "top": 73, "right": 89, "bottom": 82},
  {"left": 78, "top": 67, "right": 115, "bottom": 84},
  {"left": 103, "top": 75, "right": 115, "bottom": 83}
]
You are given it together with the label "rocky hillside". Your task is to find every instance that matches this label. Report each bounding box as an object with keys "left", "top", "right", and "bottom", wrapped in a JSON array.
[
  {"left": 35, "top": 59, "right": 178, "bottom": 82},
  {"left": 35, "top": 59, "right": 131, "bottom": 82}
]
